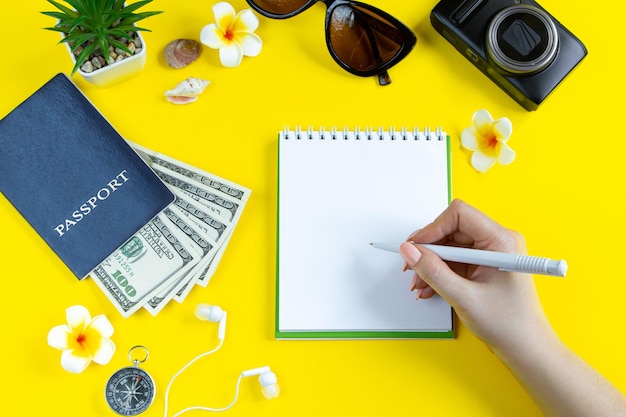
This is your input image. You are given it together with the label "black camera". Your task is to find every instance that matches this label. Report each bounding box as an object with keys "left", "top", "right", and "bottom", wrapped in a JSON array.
[{"left": 430, "top": 0, "right": 587, "bottom": 111}]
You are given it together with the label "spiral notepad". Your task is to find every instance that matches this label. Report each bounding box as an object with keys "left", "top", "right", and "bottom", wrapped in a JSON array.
[{"left": 277, "top": 126, "right": 453, "bottom": 339}]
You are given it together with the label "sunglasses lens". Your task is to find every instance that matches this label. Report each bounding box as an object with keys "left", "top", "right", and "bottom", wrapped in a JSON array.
[
  {"left": 328, "top": 4, "right": 412, "bottom": 74},
  {"left": 249, "top": 0, "right": 311, "bottom": 16}
]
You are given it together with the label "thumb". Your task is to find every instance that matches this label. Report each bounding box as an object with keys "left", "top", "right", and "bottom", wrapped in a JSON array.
[{"left": 399, "top": 242, "right": 468, "bottom": 305}]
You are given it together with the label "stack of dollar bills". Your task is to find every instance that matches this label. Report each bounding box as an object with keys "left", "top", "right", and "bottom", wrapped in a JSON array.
[{"left": 90, "top": 142, "right": 251, "bottom": 317}]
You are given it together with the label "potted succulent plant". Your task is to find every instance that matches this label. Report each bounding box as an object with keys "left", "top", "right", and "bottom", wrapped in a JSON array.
[{"left": 42, "top": 0, "right": 162, "bottom": 87}]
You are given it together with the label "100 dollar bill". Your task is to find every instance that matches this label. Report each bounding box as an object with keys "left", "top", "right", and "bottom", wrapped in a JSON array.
[{"left": 91, "top": 214, "right": 201, "bottom": 317}]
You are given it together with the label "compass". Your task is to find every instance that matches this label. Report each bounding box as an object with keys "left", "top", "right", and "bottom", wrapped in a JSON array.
[{"left": 105, "top": 345, "right": 156, "bottom": 416}]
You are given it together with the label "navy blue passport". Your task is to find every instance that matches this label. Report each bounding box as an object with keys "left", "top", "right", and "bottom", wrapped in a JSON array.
[{"left": 0, "top": 73, "right": 174, "bottom": 279}]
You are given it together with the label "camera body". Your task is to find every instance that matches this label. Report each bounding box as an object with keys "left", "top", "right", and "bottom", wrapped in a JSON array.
[{"left": 430, "top": 0, "right": 587, "bottom": 111}]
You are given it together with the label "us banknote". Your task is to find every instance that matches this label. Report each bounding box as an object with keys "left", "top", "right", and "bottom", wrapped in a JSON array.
[{"left": 91, "top": 213, "right": 202, "bottom": 317}]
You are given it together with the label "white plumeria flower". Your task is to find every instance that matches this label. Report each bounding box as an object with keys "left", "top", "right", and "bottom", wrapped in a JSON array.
[
  {"left": 200, "top": 2, "right": 262, "bottom": 67},
  {"left": 461, "top": 109, "right": 515, "bottom": 173},
  {"left": 47, "top": 305, "right": 115, "bottom": 374}
]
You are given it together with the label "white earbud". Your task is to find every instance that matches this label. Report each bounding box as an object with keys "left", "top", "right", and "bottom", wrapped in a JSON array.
[
  {"left": 242, "top": 366, "right": 280, "bottom": 399},
  {"left": 195, "top": 303, "right": 227, "bottom": 340}
]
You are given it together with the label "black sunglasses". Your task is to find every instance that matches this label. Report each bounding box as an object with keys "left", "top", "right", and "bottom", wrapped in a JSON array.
[{"left": 245, "top": 0, "right": 417, "bottom": 85}]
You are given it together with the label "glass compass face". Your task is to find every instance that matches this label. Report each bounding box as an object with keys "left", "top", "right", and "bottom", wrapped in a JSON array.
[{"left": 105, "top": 346, "right": 155, "bottom": 416}]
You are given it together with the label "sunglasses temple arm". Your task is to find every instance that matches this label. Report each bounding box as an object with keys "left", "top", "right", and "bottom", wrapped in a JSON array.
[{"left": 377, "top": 71, "right": 391, "bottom": 85}]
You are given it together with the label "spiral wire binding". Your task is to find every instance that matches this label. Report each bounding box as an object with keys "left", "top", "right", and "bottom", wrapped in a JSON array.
[{"left": 281, "top": 126, "right": 446, "bottom": 141}]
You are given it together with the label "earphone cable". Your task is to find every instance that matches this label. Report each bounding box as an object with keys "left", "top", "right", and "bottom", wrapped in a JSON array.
[
  {"left": 163, "top": 337, "right": 225, "bottom": 417},
  {"left": 170, "top": 374, "right": 245, "bottom": 416}
]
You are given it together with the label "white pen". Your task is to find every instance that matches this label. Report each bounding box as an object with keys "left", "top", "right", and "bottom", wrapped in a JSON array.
[{"left": 369, "top": 241, "right": 567, "bottom": 277}]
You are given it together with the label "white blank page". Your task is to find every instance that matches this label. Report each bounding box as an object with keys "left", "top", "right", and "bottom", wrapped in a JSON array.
[{"left": 277, "top": 129, "right": 452, "bottom": 338}]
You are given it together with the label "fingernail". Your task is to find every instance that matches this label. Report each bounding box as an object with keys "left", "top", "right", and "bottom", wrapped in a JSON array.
[
  {"left": 415, "top": 288, "right": 424, "bottom": 300},
  {"left": 399, "top": 242, "right": 421, "bottom": 267},
  {"left": 410, "top": 273, "right": 418, "bottom": 291},
  {"left": 402, "top": 261, "right": 408, "bottom": 272}
]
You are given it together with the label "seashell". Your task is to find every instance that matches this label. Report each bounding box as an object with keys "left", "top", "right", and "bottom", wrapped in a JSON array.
[
  {"left": 165, "top": 77, "right": 210, "bottom": 104},
  {"left": 164, "top": 39, "right": 202, "bottom": 69}
]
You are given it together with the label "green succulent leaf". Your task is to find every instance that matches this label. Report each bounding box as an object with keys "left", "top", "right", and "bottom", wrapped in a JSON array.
[
  {"left": 41, "top": 11, "right": 71, "bottom": 21},
  {"left": 124, "top": 25, "right": 150, "bottom": 33},
  {"left": 44, "top": 0, "right": 79, "bottom": 19},
  {"left": 117, "top": 13, "right": 156, "bottom": 27},
  {"left": 69, "top": 15, "right": 92, "bottom": 32},
  {"left": 107, "top": 28, "right": 134, "bottom": 40},
  {"left": 108, "top": 38, "right": 132, "bottom": 55},
  {"left": 44, "top": 26, "right": 73, "bottom": 33},
  {"left": 122, "top": 0, "right": 154, "bottom": 14},
  {"left": 68, "top": 32, "right": 97, "bottom": 51},
  {"left": 63, "top": 0, "right": 89, "bottom": 16}
]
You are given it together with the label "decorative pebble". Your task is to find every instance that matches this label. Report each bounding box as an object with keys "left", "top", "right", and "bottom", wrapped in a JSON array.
[
  {"left": 81, "top": 60, "right": 94, "bottom": 73},
  {"left": 91, "top": 57, "right": 102, "bottom": 69},
  {"left": 164, "top": 39, "right": 202, "bottom": 69}
]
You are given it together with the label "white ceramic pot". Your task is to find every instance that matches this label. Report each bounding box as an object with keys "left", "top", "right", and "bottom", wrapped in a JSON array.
[{"left": 63, "top": 30, "right": 147, "bottom": 87}]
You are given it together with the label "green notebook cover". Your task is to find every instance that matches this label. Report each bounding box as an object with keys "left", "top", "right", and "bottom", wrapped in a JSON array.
[{"left": 276, "top": 128, "right": 453, "bottom": 339}]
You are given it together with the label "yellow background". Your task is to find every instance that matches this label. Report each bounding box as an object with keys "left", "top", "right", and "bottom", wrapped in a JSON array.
[{"left": 1, "top": 0, "right": 624, "bottom": 416}]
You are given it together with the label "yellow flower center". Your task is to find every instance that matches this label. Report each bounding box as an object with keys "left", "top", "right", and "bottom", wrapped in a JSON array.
[
  {"left": 67, "top": 324, "right": 103, "bottom": 359},
  {"left": 478, "top": 126, "right": 501, "bottom": 157},
  {"left": 224, "top": 28, "right": 234, "bottom": 41}
]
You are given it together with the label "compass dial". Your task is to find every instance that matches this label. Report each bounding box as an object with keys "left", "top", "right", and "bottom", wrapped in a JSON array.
[{"left": 105, "top": 366, "right": 155, "bottom": 416}]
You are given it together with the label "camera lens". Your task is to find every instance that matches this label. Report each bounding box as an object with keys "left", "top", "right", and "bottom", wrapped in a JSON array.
[{"left": 486, "top": 5, "right": 558, "bottom": 74}]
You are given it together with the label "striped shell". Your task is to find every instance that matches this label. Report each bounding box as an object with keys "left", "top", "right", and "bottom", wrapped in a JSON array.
[{"left": 164, "top": 39, "right": 202, "bottom": 69}]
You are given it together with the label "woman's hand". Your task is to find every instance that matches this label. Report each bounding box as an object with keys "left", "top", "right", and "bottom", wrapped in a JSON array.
[{"left": 399, "top": 199, "right": 551, "bottom": 353}]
